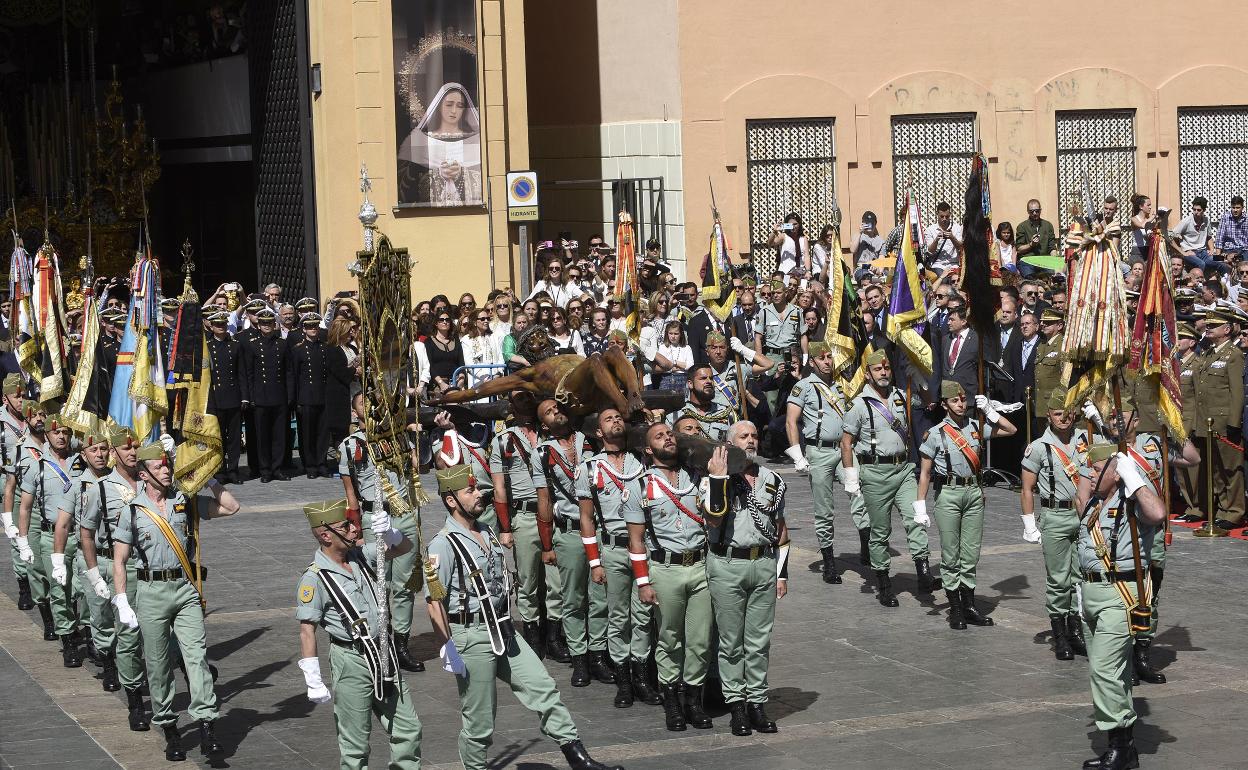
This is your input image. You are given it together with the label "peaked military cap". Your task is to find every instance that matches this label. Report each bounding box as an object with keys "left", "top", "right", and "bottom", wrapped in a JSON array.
[
  {"left": 300, "top": 313, "right": 324, "bottom": 326},
  {"left": 295, "top": 297, "right": 319, "bottom": 311},
  {"left": 254, "top": 308, "right": 278, "bottom": 323},
  {"left": 1040, "top": 307, "right": 1063, "bottom": 323},
  {"left": 1177, "top": 323, "right": 1197, "bottom": 340},
  {"left": 160, "top": 298, "right": 181, "bottom": 311}
]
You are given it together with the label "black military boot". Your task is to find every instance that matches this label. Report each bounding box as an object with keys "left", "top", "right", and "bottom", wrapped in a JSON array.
[
  {"left": 588, "top": 651, "right": 616, "bottom": 684},
  {"left": 1133, "top": 639, "right": 1167, "bottom": 684},
  {"left": 545, "top": 622, "right": 571, "bottom": 663},
  {"left": 914, "top": 557, "right": 935, "bottom": 593},
  {"left": 59, "top": 635, "right": 82, "bottom": 668},
  {"left": 392, "top": 632, "right": 425, "bottom": 672},
  {"left": 101, "top": 654, "right": 121, "bottom": 691},
  {"left": 1050, "top": 615, "right": 1074, "bottom": 660},
  {"left": 1082, "top": 724, "right": 1138, "bottom": 769},
  {"left": 857, "top": 527, "right": 871, "bottom": 565},
  {"left": 612, "top": 660, "right": 633, "bottom": 708},
  {"left": 630, "top": 659, "right": 662, "bottom": 705},
  {"left": 521, "top": 621, "right": 544, "bottom": 658},
  {"left": 945, "top": 588, "right": 967, "bottom": 630},
  {"left": 570, "top": 654, "right": 591, "bottom": 687},
  {"left": 125, "top": 687, "right": 150, "bottom": 731},
  {"left": 960, "top": 586, "right": 994, "bottom": 627},
  {"left": 163, "top": 724, "right": 186, "bottom": 761},
  {"left": 874, "top": 570, "right": 899, "bottom": 607},
  {"left": 728, "top": 702, "right": 752, "bottom": 736},
  {"left": 198, "top": 719, "right": 224, "bottom": 756},
  {"left": 559, "top": 738, "right": 626, "bottom": 770},
  {"left": 38, "top": 601, "right": 56, "bottom": 641},
  {"left": 661, "top": 684, "right": 686, "bottom": 731},
  {"left": 17, "top": 577, "right": 33, "bottom": 610},
  {"left": 820, "top": 546, "right": 842, "bottom": 584},
  {"left": 747, "top": 702, "right": 778, "bottom": 733},
  {"left": 1067, "top": 614, "right": 1088, "bottom": 656},
  {"left": 682, "top": 682, "right": 713, "bottom": 729}
]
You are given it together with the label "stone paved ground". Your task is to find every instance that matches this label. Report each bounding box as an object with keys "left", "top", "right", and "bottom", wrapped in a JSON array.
[{"left": 2, "top": 468, "right": 1248, "bottom": 769}]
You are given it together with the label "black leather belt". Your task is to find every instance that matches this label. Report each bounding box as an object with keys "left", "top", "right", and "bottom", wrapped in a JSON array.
[
  {"left": 808, "top": 439, "right": 839, "bottom": 449},
  {"left": 603, "top": 533, "right": 631, "bottom": 548},
  {"left": 329, "top": 637, "right": 366, "bottom": 654},
  {"left": 709, "top": 543, "right": 774, "bottom": 560},
  {"left": 1042, "top": 497, "right": 1075, "bottom": 510},
  {"left": 96, "top": 545, "right": 114, "bottom": 559},
  {"left": 857, "top": 453, "right": 907, "bottom": 465},
  {"left": 938, "top": 476, "right": 979, "bottom": 488},
  {"left": 649, "top": 548, "right": 704, "bottom": 566},
  {"left": 512, "top": 499, "right": 539, "bottom": 514},
  {"left": 552, "top": 517, "right": 576, "bottom": 533},
  {"left": 39, "top": 519, "right": 52, "bottom": 532},
  {"left": 451, "top": 608, "right": 492, "bottom": 626},
  {"left": 137, "top": 567, "right": 208, "bottom": 581},
  {"left": 1083, "top": 571, "right": 1133, "bottom": 583}
]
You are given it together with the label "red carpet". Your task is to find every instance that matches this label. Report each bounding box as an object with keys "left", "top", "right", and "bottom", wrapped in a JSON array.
[{"left": 1169, "top": 515, "right": 1248, "bottom": 541}]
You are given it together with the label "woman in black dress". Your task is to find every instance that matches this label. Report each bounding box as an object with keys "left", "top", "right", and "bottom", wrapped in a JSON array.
[{"left": 427, "top": 309, "right": 464, "bottom": 395}]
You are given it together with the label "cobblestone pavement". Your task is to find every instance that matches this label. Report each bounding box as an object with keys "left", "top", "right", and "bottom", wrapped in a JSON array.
[{"left": 2, "top": 467, "right": 1247, "bottom": 769}]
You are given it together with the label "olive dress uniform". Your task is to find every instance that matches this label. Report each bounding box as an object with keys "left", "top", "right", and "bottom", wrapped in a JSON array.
[
  {"left": 206, "top": 332, "right": 243, "bottom": 480},
  {"left": 788, "top": 374, "right": 868, "bottom": 555},
  {"left": 2, "top": 407, "right": 28, "bottom": 590},
  {"left": 1033, "top": 331, "right": 1063, "bottom": 430},
  {"left": 532, "top": 433, "right": 608, "bottom": 662},
  {"left": 296, "top": 538, "right": 423, "bottom": 770},
  {"left": 1177, "top": 349, "right": 1200, "bottom": 512},
  {"left": 428, "top": 514, "right": 580, "bottom": 770},
  {"left": 667, "top": 400, "right": 737, "bottom": 442},
  {"left": 241, "top": 327, "right": 289, "bottom": 479},
  {"left": 920, "top": 416, "right": 995, "bottom": 595},
  {"left": 289, "top": 333, "right": 331, "bottom": 476},
  {"left": 20, "top": 445, "right": 80, "bottom": 639},
  {"left": 1193, "top": 338, "right": 1245, "bottom": 525},
  {"left": 488, "top": 425, "right": 564, "bottom": 636}
]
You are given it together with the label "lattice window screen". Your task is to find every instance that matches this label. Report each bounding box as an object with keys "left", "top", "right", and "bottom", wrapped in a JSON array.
[
  {"left": 1179, "top": 107, "right": 1248, "bottom": 229},
  {"left": 891, "top": 114, "right": 976, "bottom": 225},
  {"left": 1055, "top": 111, "right": 1136, "bottom": 239},
  {"left": 746, "top": 119, "right": 836, "bottom": 275}
]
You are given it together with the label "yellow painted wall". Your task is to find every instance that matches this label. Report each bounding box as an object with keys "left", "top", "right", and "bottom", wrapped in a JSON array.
[{"left": 308, "top": 0, "right": 529, "bottom": 301}]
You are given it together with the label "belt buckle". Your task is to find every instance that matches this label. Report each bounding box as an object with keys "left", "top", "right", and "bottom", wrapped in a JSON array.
[
  {"left": 348, "top": 617, "right": 371, "bottom": 638},
  {"left": 748, "top": 546, "right": 761, "bottom": 560},
  {"left": 681, "top": 551, "right": 696, "bottom": 566}
]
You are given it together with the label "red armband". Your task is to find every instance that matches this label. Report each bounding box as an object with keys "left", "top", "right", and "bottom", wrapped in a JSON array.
[
  {"left": 493, "top": 499, "right": 512, "bottom": 533},
  {"left": 582, "top": 536, "right": 601, "bottom": 567},
  {"left": 629, "top": 550, "right": 650, "bottom": 585},
  {"left": 345, "top": 508, "right": 361, "bottom": 528},
  {"left": 537, "top": 516, "right": 554, "bottom": 552}
]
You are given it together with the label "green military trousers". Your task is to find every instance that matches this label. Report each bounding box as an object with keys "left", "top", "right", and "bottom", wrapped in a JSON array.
[
  {"left": 327, "top": 641, "right": 422, "bottom": 770},
  {"left": 363, "top": 511, "right": 420, "bottom": 635},
  {"left": 80, "top": 554, "right": 145, "bottom": 689},
  {"left": 552, "top": 527, "right": 606, "bottom": 657},
  {"left": 9, "top": 516, "right": 27, "bottom": 579},
  {"left": 1037, "top": 506, "right": 1081, "bottom": 616},
  {"left": 649, "top": 561, "right": 712, "bottom": 686},
  {"left": 706, "top": 552, "right": 776, "bottom": 704},
  {"left": 1081, "top": 581, "right": 1140, "bottom": 731},
  {"left": 41, "top": 529, "right": 80, "bottom": 635},
  {"left": 933, "top": 485, "right": 985, "bottom": 591},
  {"left": 860, "top": 462, "right": 928, "bottom": 572},
  {"left": 449, "top": 621, "right": 578, "bottom": 770},
  {"left": 600, "top": 542, "right": 653, "bottom": 663},
  {"left": 135, "top": 577, "right": 219, "bottom": 726},
  {"left": 805, "top": 445, "right": 868, "bottom": 549},
  {"left": 511, "top": 507, "right": 564, "bottom": 624},
  {"left": 1138, "top": 529, "right": 1167, "bottom": 641},
  {"left": 26, "top": 523, "right": 49, "bottom": 606}
]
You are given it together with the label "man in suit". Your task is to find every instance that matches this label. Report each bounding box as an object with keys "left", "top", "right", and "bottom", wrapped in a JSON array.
[
  {"left": 729, "top": 290, "right": 760, "bottom": 344},
  {"left": 986, "top": 299, "right": 1022, "bottom": 402},
  {"left": 929, "top": 306, "right": 979, "bottom": 405}
]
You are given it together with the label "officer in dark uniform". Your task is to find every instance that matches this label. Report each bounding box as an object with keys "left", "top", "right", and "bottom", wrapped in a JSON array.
[
  {"left": 241, "top": 308, "right": 289, "bottom": 482},
  {"left": 159, "top": 298, "right": 181, "bottom": 434},
  {"left": 206, "top": 311, "right": 244, "bottom": 484},
  {"left": 288, "top": 313, "right": 330, "bottom": 478},
  {"left": 235, "top": 299, "right": 265, "bottom": 479}
]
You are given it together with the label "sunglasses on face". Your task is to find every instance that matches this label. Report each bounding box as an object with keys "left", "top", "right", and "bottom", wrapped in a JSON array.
[
  {"left": 437, "top": 317, "right": 451, "bottom": 323},
  {"left": 1028, "top": 209, "right": 1041, "bottom": 214}
]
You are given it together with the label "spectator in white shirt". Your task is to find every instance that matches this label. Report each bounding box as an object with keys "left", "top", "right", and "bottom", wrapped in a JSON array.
[
  {"left": 1170, "top": 195, "right": 1227, "bottom": 276},
  {"left": 526, "top": 258, "right": 581, "bottom": 307},
  {"left": 652, "top": 320, "right": 694, "bottom": 390},
  {"left": 924, "top": 201, "right": 964, "bottom": 271}
]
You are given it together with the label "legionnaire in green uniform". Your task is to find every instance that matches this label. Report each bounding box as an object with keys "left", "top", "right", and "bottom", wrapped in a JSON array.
[
  {"left": 426, "top": 466, "right": 624, "bottom": 770},
  {"left": 295, "top": 499, "right": 424, "bottom": 770},
  {"left": 626, "top": 422, "right": 724, "bottom": 732},
  {"left": 708, "top": 420, "right": 788, "bottom": 737},
  {"left": 0, "top": 373, "right": 32, "bottom": 610},
  {"left": 917, "top": 381, "right": 1017, "bottom": 629},
  {"left": 704, "top": 331, "right": 772, "bottom": 415},
  {"left": 73, "top": 427, "right": 151, "bottom": 730},
  {"left": 1074, "top": 444, "right": 1168, "bottom": 770},
  {"left": 1033, "top": 309, "right": 1065, "bottom": 431},
  {"left": 533, "top": 398, "right": 611, "bottom": 687},
  {"left": 11, "top": 401, "right": 51, "bottom": 633},
  {"left": 336, "top": 392, "right": 425, "bottom": 673},
  {"left": 488, "top": 392, "right": 567, "bottom": 661},
  {"left": 667, "top": 363, "right": 737, "bottom": 442},
  {"left": 16, "top": 406, "right": 84, "bottom": 664},
  {"left": 1020, "top": 389, "right": 1089, "bottom": 659},
  {"left": 785, "top": 342, "right": 869, "bottom": 584},
  {"left": 841, "top": 350, "right": 935, "bottom": 606},
  {"left": 753, "top": 281, "right": 802, "bottom": 414},
  {"left": 1191, "top": 309, "right": 1245, "bottom": 529},
  {"left": 576, "top": 408, "right": 659, "bottom": 709},
  {"left": 111, "top": 441, "right": 242, "bottom": 761}
]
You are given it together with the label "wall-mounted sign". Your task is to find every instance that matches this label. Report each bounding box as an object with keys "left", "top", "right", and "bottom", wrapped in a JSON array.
[{"left": 506, "top": 170, "right": 540, "bottom": 222}]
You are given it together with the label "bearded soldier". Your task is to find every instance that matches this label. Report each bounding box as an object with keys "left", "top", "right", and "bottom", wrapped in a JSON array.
[{"left": 668, "top": 363, "right": 737, "bottom": 443}]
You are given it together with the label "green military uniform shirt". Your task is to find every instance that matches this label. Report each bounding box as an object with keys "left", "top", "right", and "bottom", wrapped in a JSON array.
[
  {"left": 0, "top": 409, "right": 25, "bottom": 476},
  {"left": 531, "top": 432, "right": 590, "bottom": 522},
  {"left": 575, "top": 451, "right": 645, "bottom": 538},
  {"left": 842, "top": 385, "right": 912, "bottom": 458},
  {"left": 667, "top": 401, "right": 737, "bottom": 443},
  {"left": 920, "top": 417, "right": 995, "bottom": 479},
  {"left": 1076, "top": 487, "right": 1156, "bottom": 574},
  {"left": 1178, "top": 351, "right": 1198, "bottom": 436},
  {"left": 715, "top": 466, "right": 785, "bottom": 548},
  {"left": 1033, "top": 333, "right": 1063, "bottom": 402},
  {"left": 427, "top": 516, "right": 509, "bottom": 616},
  {"left": 1021, "top": 428, "right": 1088, "bottom": 501},
  {"left": 626, "top": 468, "right": 707, "bottom": 552},
  {"left": 787, "top": 374, "right": 850, "bottom": 443},
  {"left": 756, "top": 303, "right": 801, "bottom": 353},
  {"left": 114, "top": 489, "right": 208, "bottom": 571},
  {"left": 19, "top": 449, "right": 75, "bottom": 527},
  {"left": 295, "top": 543, "right": 385, "bottom": 642},
  {"left": 709, "top": 361, "right": 748, "bottom": 412},
  {"left": 75, "top": 469, "right": 138, "bottom": 553},
  {"left": 1192, "top": 339, "right": 1245, "bottom": 436},
  {"left": 489, "top": 425, "right": 539, "bottom": 501}
]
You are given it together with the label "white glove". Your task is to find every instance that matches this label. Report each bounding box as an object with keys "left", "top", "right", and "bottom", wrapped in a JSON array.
[
  {"left": 84, "top": 566, "right": 110, "bottom": 600},
  {"left": 911, "top": 500, "right": 931, "bottom": 528},
  {"left": 784, "top": 445, "right": 810, "bottom": 474},
  {"left": 1020, "top": 513, "right": 1042, "bottom": 544},
  {"left": 729, "top": 336, "right": 756, "bottom": 363},
  {"left": 974, "top": 394, "right": 1001, "bottom": 423},
  {"left": 1081, "top": 401, "right": 1103, "bottom": 427},
  {"left": 440, "top": 640, "right": 467, "bottom": 675},
  {"left": 111, "top": 593, "right": 139, "bottom": 630},
  {"left": 298, "top": 657, "right": 332, "bottom": 704},
  {"left": 370, "top": 509, "right": 404, "bottom": 547},
  {"left": 1, "top": 511, "right": 16, "bottom": 541},
  {"left": 990, "top": 399, "right": 1023, "bottom": 414},
  {"left": 1114, "top": 452, "right": 1149, "bottom": 499},
  {"left": 15, "top": 535, "right": 33, "bottom": 563},
  {"left": 842, "top": 465, "right": 861, "bottom": 496},
  {"left": 159, "top": 432, "right": 176, "bottom": 453},
  {"left": 50, "top": 552, "right": 67, "bottom": 586}
]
